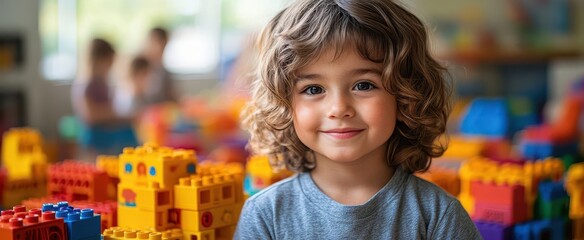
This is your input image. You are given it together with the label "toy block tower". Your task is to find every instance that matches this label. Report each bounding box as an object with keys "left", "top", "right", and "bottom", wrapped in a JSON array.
[
  {"left": 174, "top": 162, "right": 245, "bottom": 240},
  {"left": 0, "top": 205, "right": 67, "bottom": 240},
  {"left": 47, "top": 160, "right": 110, "bottom": 202},
  {"left": 1, "top": 128, "right": 47, "bottom": 181},
  {"left": 117, "top": 143, "right": 197, "bottom": 231},
  {"left": 460, "top": 157, "right": 564, "bottom": 225},
  {"left": 1, "top": 128, "right": 48, "bottom": 208}
]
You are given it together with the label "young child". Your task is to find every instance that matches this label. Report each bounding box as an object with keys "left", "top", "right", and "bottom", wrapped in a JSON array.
[
  {"left": 71, "top": 38, "right": 137, "bottom": 158},
  {"left": 141, "top": 27, "right": 177, "bottom": 104},
  {"left": 235, "top": 0, "right": 481, "bottom": 239}
]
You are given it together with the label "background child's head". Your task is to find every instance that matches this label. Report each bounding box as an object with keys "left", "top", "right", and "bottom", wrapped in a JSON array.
[
  {"left": 88, "top": 38, "right": 115, "bottom": 76},
  {"left": 242, "top": 0, "right": 451, "bottom": 173},
  {"left": 129, "top": 55, "right": 150, "bottom": 95},
  {"left": 144, "top": 27, "right": 168, "bottom": 62}
]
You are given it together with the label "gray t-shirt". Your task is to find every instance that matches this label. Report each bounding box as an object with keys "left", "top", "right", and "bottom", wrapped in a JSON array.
[{"left": 234, "top": 168, "right": 482, "bottom": 239}]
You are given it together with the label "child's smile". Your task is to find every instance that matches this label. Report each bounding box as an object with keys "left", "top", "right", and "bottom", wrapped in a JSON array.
[{"left": 292, "top": 45, "right": 398, "bottom": 164}]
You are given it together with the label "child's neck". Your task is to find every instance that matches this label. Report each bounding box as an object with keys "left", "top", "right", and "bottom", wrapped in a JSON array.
[{"left": 310, "top": 152, "right": 394, "bottom": 206}]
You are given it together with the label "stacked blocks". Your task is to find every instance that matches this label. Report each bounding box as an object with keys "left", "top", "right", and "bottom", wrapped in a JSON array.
[
  {"left": 117, "top": 143, "right": 197, "bottom": 231},
  {"left": 1, "top": 128, "right": 47, "bottom": 181},
  {"left": 47, "top": 160, "right": 109, "bottom": 202},
  {"left": 1, "top": 128, "right": 48, "bottom": 208},
  {"left": 174, "top": 162, "right": 245, "bottom": 240},
  {"left": 535, "top": 181, "right": 569, "bottom": 219},
  {"left": 42, "top": 201, "right": 101, "bottom": 240},
  {"left": 0, "top": 205, "right": 67, "bottom": 240}
]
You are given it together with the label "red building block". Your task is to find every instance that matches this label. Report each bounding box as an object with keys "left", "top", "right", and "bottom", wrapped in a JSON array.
[
  {"left": 473, "top": 202, "right": 528, "bottom": 225},
  {"left": 470, "top": 181, "right": 526, "bottom": 206},
  {"left": 0, "top": 205, "right": 67, "bottom": 240},
  {"left": 47, "top": 160, "right": 109, "bottom": 202}
]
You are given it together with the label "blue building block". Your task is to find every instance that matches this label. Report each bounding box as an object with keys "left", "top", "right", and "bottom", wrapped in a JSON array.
[
  {"left": 538, "top": 181, "right": 567, "bottom": 201},
  {"left": 41, "top": 201, "right": 72, "bottom": 212},
  {"left": 460, "top": 98, "right": 509, "bottom": 138},
  {"left": 56, "top": 208, "right": 101, "bottom": 240},
  {"left": 520, "top": 140, "right": 579, "bottom": 160},
  {"left": 475, "top": 221, "right": 512, "bottom": 240},
  {"left": 513, "top": 219, "right": 565, "bottom": 240}
]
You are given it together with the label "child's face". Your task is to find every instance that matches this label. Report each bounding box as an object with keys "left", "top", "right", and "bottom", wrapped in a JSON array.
[{"left": 292, "top": 46, "right": 397, "bottom": 164}]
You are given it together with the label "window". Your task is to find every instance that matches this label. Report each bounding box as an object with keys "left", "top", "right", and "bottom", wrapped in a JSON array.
[{"left": 39, "top": 0, "right": 221, "bottom": 80}]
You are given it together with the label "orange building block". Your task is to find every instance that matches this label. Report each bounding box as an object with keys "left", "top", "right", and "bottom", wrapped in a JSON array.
[
  {"left": 47, "top": 160, "right": 109, "bottom": 202},
  {"left": 0, "top": 206, "right": 67, "bottom": 240}
]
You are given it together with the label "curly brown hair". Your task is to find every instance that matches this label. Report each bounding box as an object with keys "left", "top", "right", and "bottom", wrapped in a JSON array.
[{"left": 241, "top": 0, "right": 451, "bottom": 173}]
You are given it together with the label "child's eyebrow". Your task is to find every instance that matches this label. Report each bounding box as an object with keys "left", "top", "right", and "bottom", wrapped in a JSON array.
[
  {"left": 296, "top": 68, "right": 382, "bottom": 83},
  {"left": 349, "top": 68, "right": 382, "bottom": 76}
]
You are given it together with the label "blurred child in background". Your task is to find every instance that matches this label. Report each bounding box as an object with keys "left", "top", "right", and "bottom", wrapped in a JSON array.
[
  {"left": 142, "top": 27, "right": 178, "bottom": 104},
  {"left": 71, "top": 38, "right": 138, "bottom": 160}
]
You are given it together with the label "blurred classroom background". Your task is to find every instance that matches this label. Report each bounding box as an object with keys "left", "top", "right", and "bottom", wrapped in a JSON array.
[
  {"left": 0, "top": 0, "right": 582, "bottom": 154},
  {"left": 1, "top": 0, "right": 584, "bottom": 239}
]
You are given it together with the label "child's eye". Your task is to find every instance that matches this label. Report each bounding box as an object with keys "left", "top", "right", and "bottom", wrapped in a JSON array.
[
  {"left": 302, "top": 86, "right": 324, "bottom": 95},
  {"left": 353, "top": 82, "right": 376, "bottom": 91}
]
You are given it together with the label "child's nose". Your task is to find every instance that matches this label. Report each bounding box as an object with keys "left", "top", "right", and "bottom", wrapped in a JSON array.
[{"left": 327, "top": 93, "right": 355, "bottom": 119}]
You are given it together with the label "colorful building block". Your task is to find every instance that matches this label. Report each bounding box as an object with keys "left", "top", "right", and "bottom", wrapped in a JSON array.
[
  {"left": 513, "top": 219, "right": 565, "bottom": 240},
  {"left": 474, "top": 221, "right": 512, "bottom": 240},
  {"left": 102, "top": 227, "right": 183, "bottom": 240},
  {"left": 0, "top": 205, "right": 66, "bottom": 240},
  {"left": 62, "top": 209, "right": 101, "bottom": 240},
  {"left": 117, "top": 205, "right": 174, "bottom": 231},
  {"left": 2, "top": 177, "right": 46, "bottom": 209},
  {"left": 118, "top": 143, "right": 197, "bottom": 188},
  {"left": 566, "top": 163, "right": 584, "bottom": 219},
  {"left": 1, "top": 128, "right": 47, "bottom": 181},
  {"left": 244, "top": 155, "right": 292, "bottom": 196},
  {"left": 173, "top": 164, "right": 244, "bottom": 240},
  {"left": 535, "top": 181, "right": 569, "bottom": 219},
  {"left": 97, "top": 155, "right": 120, "bottom": 200},
  {"left": 47, "top": 160, "right": 110, "bottom": 202}
]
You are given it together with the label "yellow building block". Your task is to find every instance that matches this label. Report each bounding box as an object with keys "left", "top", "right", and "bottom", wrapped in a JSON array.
[
  {"left": 1, "top": 178, "right": 46, "bottom": 208},
  {"left": 117, "top": 205, "right": 175, "bottom": 231},
  {"left": 1, "top": 127, "right": 47, "bottom": 180},
  {"left": 441, "top": 136, "right": 485, "bottom": 159},
  {"left": 182, "top": 226, "right": 235, "bottom": 240},
  {"left": 179, "top": 202, "right": 243, "bottom": 232},
  {"left": 118, "top": 182, "right": 173, "bottom": 211},
  {"left": 174, "top": 173, "right": 237, "bottom": 211},
  {"left": 198, "top": 162, "right": 245, "bottom": 203},
  {"left": 246, "top": 155, "right": 292, "bottom": 190},
  {"left": 98, "top": 155, "right": 120, "bottom": 178},
  {"left": 566, "top": 163, "right": 584, "bottom": 219},
  {"left": 118, "top": 143, "right": 197, "bottom": 188},
  {"left": 102, "top": 227, "right": 183, "bottom": 240}
]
